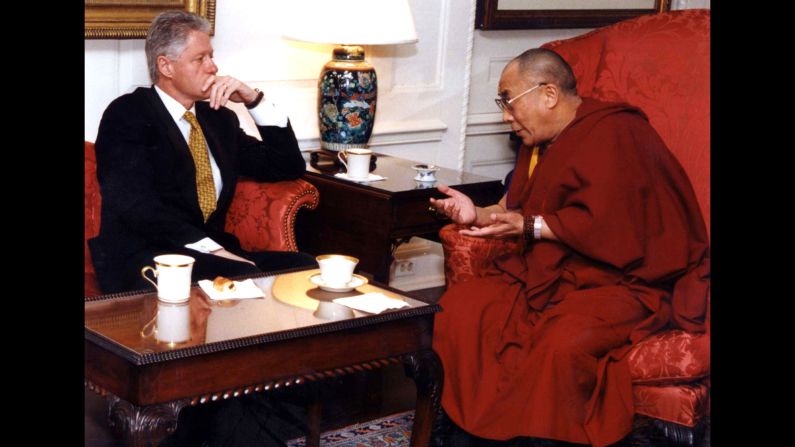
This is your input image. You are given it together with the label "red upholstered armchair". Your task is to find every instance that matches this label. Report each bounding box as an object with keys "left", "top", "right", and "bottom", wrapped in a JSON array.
[
  {"left": 84, "top": 141, "right": 319, "bottom": 297},
  {"left": 440, "top": 9, "right": 710, "bottom": 445}
]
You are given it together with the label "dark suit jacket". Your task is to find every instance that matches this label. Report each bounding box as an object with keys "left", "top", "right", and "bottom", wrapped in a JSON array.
[{"left": 89, "top": 86, "right": 306, "bottom": 293}]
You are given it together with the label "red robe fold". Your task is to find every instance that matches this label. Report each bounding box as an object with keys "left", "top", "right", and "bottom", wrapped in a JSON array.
[{"left": 433, "top": 98, "right": 709, "bottom": 446}]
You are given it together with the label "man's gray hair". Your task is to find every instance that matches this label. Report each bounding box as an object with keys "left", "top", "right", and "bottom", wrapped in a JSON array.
[
  {"left": 145, "top": 11, "right": 211, "bottom": 84},
  {"left": 511, "top": 48, "right": 577, "bottom": 96}
]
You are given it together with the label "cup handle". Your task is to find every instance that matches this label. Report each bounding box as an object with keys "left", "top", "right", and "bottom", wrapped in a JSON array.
[
  {"left": 337, "top": 150, "right": 348, "bottom": 170},
  {"left": 141, "top": 266, "right": 159, "bottom": 290}
]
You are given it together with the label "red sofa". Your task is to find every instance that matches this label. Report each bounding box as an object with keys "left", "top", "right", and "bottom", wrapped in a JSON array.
[
  {"left": 85, "top": 141, "right": 320, "bottom": 297},
  {"left": 440, "top": 9, "right": 710, "bottom": 445}
]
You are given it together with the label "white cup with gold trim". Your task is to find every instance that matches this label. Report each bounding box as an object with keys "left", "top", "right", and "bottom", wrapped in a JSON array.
[
  {"left": 141, "top": 254, "right": 195, "bottom": 303},
  {"left": 338, "top": 148, "right": 372, "bottom": 180}
]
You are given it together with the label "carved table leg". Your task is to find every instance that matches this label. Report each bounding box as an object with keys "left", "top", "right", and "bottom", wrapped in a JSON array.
[
  {"left": 404, "top": 350, "right": 443, "bottom": 447},
  {"left": 106, "top": 393, "right": 190, "bottom": 447}
]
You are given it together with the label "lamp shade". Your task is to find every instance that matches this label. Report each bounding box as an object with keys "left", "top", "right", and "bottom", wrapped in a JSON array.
[{"left": 283, "top": 0, "right": 418, "bottom": 45}]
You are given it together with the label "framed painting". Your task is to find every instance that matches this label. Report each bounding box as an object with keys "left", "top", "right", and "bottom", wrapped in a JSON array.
[
  {"left": 85, "top": 0, "right": 216, "bottom": 39},
  {"left": 475, "top": 0, "right": 671, "bottom": 30}
]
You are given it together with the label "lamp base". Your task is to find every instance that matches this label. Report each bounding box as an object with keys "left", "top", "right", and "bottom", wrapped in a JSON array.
[
  {"left": 317, "top": 45, "right": 377, "bottom": 152},
  {"left": 321, "top": 142, "right": 369, "bottom": 152}
]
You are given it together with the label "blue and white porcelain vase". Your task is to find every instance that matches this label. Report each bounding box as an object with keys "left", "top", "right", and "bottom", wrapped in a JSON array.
[{"left": 318, "top": 45, "right": 377, "bottom": 152}]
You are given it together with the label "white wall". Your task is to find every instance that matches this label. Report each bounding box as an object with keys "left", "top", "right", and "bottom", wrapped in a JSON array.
[
  {"left": 462, "top": 0, "right": 710, "bottom": 180},
  {"left": 85, "top": 0, "right": 709, "bottom": 178},
  {"left": 464, "top": 27, "right": 589, "bottom": 179},
  {"left": 85, "top": 0, "right": 468, "bottom": 168}
]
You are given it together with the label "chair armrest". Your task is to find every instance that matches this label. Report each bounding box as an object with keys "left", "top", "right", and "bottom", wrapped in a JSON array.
[
  {"left": 627, "top": 330, "right": 709, "bottom": 385},
  {"left": 440, "top": 223, "right": 522, "bottom": 286},
  {"left": 225, "top": 178, "right": 319, "bottom": 252}
]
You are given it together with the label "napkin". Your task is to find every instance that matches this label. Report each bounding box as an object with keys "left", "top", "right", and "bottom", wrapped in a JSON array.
[
  {"left": 198, "top": 279, "right": 266, "bottom": 301},
  {"left": 334, "top": 173, "right": 387, "bottom": 183},
  {"left": 333, "top": 293, "right": 409, "bottom": 314}
]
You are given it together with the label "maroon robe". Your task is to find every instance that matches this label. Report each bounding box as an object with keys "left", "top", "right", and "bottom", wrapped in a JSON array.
[{"left": 433, "top": 98, "right": 709, "bottom": 446}]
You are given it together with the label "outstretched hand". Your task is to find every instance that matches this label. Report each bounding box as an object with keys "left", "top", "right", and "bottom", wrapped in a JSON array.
[
  {"left": 459, "top": 211, "right": 524, "bottom": 238},
  {"left": 429, "top": 184, "right": 477, "bottom": 225},
  {"left": 202, "top": 75, "right": 259, "bottom": 110}
]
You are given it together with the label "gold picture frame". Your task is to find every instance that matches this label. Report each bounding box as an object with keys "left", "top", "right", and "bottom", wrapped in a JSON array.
[
  {"left": 85, "top": 0, "right": 216, "bottom": 39},
  {"left": 476, "top": 0, "right": 670, "bottom": 30}
]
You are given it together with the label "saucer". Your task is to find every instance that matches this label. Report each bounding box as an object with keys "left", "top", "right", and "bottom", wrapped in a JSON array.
[
  {"left": 334, "top": 172, "right": 387, "bottom": 183},
  {"left": 309, "top": 273, "right": 368, "bottom": 292}
]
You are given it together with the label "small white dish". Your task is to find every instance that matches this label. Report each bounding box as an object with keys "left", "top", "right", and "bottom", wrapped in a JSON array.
[
  {"left": 309, "top": 273, "right": 368, "bottom": 292},
  {"left": 411, "top": 164, "right": 440, "bottom": 182}
]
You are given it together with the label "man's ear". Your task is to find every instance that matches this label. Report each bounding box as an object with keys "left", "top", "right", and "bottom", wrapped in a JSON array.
[
  {"left": 157, "top": 55, "right": 173, "bottom": 80},
  {"left": 542, "top": 84, "right": 560, "bottom": 109}
]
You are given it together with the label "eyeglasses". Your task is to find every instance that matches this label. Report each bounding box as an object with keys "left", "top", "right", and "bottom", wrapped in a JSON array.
[{"left": 495, "top": 83, "right": 547, "bottom": 112}]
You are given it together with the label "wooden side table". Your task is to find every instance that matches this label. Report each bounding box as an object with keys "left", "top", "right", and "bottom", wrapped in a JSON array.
[{"left": 297, "top": 154, "right": 504, "bottom": 284}]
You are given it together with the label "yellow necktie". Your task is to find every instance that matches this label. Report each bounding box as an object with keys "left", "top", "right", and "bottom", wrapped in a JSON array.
[
  {"left": 527, "top": 145, "right": 540, "bottom": 179},
  {"left": 183, "top": 111, "right": 217, "bottom": 222}
]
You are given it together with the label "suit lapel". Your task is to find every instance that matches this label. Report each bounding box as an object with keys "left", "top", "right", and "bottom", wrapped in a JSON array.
[{"left": 142, "top": 87, "right": 203, "bottom": 220}]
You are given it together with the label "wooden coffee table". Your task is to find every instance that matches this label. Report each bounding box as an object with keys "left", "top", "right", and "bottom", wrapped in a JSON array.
[{"left": 85, "top": 267, "right": 442, "bottom": 447}]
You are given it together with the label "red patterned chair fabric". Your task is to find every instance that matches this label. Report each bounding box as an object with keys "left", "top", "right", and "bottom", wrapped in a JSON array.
[
  {"left": 633, "top": 383, "right": 709, "bottom": 428},
  {"left": 439, "top": 8, "right": 710, "bottom": 436},
  {"left": 84, "top": 141, "right": 319, "bottom": 297}
]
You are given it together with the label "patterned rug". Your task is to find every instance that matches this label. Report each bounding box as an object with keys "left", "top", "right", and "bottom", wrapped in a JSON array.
[
  {"left": 286, "top": 411, "right": 414, "bottom": 447},
  {"left": 286, "top": 410, "right": 709, "bottom": 447}
]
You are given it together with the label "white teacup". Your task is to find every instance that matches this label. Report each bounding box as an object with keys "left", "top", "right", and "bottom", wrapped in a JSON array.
[
  {"left": 316, "top": 254, "right": 359, "bottom": 287},
  {"left": 141, "top": 254, "right": 195, "bottom": 303},
  {"left": 338, "top": 148, "right": 372, "bottom": 180}
]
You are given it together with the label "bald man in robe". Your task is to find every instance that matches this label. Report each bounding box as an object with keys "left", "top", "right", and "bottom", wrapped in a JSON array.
[{"left": 429, "top": 48, "right": 709, "bottom": 446}]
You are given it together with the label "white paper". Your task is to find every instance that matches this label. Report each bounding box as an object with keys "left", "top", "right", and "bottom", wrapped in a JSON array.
[
  {"left": 333, "top": 293, "right": 409, "bottom": 314},
  {"left": 333, "top": 173, "right": 387, "bottom": 183},
  {"left": 198, "top": 279, "right": 266, "bottom": 300}
]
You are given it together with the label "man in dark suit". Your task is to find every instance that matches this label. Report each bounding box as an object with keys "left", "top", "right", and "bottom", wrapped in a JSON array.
[{"left": 90, "top": 10, "right": 315, "bottom": 294}]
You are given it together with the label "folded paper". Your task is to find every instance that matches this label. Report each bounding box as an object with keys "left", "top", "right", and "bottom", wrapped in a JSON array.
[
  {"left": 198, "top": 279, "right": 266, "bottom": 301},
  {"left": 333, "top": 292, "right": 409, "bottom": 314}
]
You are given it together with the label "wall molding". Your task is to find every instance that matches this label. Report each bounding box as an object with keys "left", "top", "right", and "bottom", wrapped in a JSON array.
[
  {"left": 470, "top": 157, "right": 515, "bottom": 168},
  {"left": 457, "top": 0, "right": 478, "bottom": 171},
  {"left": 466, "top": 112, "right": 511, "bottom": 136},
  {"left": 433, "top": 0, "right": 451, "bottom": 90},
  {"left": 297, "top": 118, "right": 448, "bottom": 151},
  {"left": 488, "top": 56, "right": 513, "bottom": 83}
]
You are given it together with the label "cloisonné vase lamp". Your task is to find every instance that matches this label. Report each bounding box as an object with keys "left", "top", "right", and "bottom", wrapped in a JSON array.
[{"left": 284, "top": 0, "right": 418, "bottom": 151}]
